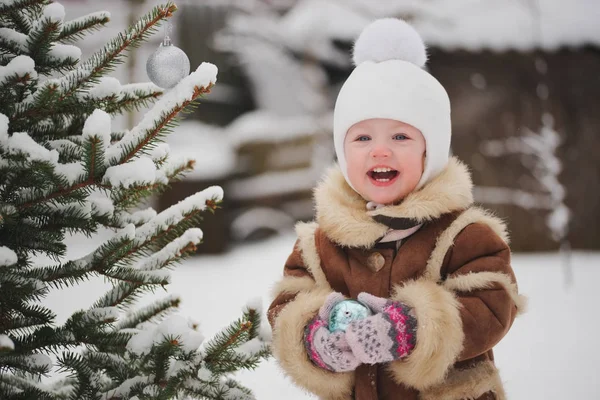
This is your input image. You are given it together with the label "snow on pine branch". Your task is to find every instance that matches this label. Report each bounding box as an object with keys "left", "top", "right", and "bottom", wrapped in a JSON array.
[
  {"left": 126, "top": 315, "right": 204, "bottom": 355},
  {"left": 0, "top": 246, "right": 18, "bottom": 267},
  {"left": 0, "top": 334, "right": 15, "bottom": 351},
  {"left": 103, "top": 156, "right": 166, "bottom": 188},
  {"left": 104, "top": 62, "right": 218, "bottom": 165},
  {"left": 59, "top": 11, "right": 111, "bottom": 42},
  {"left": 47, "top": 43, "right": 81, "bottom": 63},
  {"left": 0, "top": 55, "right": 37, "bottom": 84},
  {"left": 135, "top": 227, "right": 197, "bottom": 268},
  {"left": 114, "top": 208, "right": 157, "bottom": 227},
  {"left": 133, "top": 186, "right": 223, "bottom": 244},
  {"left": 99, "top": 375, "right": 154, "bottom": 400},
  {"left": 83, "top": 109, "right": 112, "bottom": 150},
  {"left": 0, "top": 27, "right": 28, "bottom": 52},
  {"left": 134, "top": 228, "right": 203, "bottom": 271},
  {"left": 82, "top": 307, "right": 119, "bottom": 324}
]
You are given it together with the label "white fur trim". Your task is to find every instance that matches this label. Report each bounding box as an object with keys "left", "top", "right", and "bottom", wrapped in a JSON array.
[
  {"left": 352, "top": 18, "right": 427, "bottom": 67},
  {"left": 271, "top": 275, "right": 316, "bottom": 299},
  {"left": 425, "top": 207, "right": 509, "bottom": 282},
  {"left": 295, "top": 222, "right": 331, "bottom": 289},
  {"left": 444, "top": 271, "right": 528, "bottom": 315},
  {"left": 420, "top": 360, "right": 506, "bottom": 400},
  {"left": 315, "top": 158, "right": 473, "bottom": 248},
  {"left": 272, "top": 289, "right": 354, "bottom": 400},
  {"left": 388, "top": 280, "right": 464, "bottom": 390}
]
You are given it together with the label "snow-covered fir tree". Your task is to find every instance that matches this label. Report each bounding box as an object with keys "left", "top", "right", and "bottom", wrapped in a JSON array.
[{"left": 0, "top": 1, "right": 269, "bottom": 399}]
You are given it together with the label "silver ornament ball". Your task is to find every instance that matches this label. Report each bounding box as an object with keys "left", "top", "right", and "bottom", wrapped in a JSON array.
[{"left": 146, "top": 40, "right": 190, "bottom": 89}]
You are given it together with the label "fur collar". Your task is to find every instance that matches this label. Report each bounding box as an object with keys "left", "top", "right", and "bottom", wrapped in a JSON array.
[{"left": 314, "top": 157, "right": 474, "bottom": 248}]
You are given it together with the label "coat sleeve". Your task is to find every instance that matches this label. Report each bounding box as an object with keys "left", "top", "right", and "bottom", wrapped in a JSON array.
[
  {"left": 268, "top": 223, "right": 355, "bottom": 400},
  {"left": 386, "top": 222, "right": 526, "bottom": 391}
]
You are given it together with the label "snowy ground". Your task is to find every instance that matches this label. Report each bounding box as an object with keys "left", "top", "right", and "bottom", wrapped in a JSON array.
[{"left": 42, "top": 228, "right": 600, "bottom": 400}]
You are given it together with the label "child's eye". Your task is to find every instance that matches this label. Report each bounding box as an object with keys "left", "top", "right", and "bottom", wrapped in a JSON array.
[
  {"left": 356, "top": 136, "right": 370, "bottom": 141},
  {"left": 393, "top": 134, "right": 408, "bottom": 140}
]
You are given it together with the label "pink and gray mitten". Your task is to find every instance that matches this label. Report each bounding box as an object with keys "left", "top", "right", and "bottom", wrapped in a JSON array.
[
  {"left": 346, "top": 292, "right": 417, "bottom": 364},
  {"left": 304, "top": 292, "right": 361, "bottom": 372}
]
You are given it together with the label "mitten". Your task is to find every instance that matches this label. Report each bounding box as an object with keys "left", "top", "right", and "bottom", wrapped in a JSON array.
[
  {"left": 304, "top": 292, "right": 361, "bottom": 372},
  {"left": 346, "top": 292, "right": 417, "bottom": 364}
]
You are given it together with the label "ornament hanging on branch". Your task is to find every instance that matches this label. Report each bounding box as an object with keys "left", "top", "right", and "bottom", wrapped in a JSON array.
[{"left": 146, "top": 21, "right": 190, "bottom": 89}]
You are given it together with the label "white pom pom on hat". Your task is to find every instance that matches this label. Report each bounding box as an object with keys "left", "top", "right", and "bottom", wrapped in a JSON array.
[
  {"left": 333, "top": 18, "right": 451, "bottom": 194},
  {"left": 352, "top": 18, "right": 428, "bottom": 67}
]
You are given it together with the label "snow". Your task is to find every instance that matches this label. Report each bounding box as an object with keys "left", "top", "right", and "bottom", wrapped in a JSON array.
[
  {"left": 119, "top": 82, "right": 162, "bottom": 97},
  {"left": 0, "top": 27, "right": 28, "bottom": 52},
  {"left": 135, "top": 228, "right": 203, "bottom": 271},
  {"left": 48, "top": 43, "right": 81, "bottom": 62},
  {"left": 234, "top": 338, "right": 264, "bottom": 358},
  {"left": 83, "top": 307, "right": 119, "bottom": 323},
  {"left": 0, "top": 113, "right": 8, "bottom": 139},
  {"left": 148, "top": 143, "right": 169, "bottom": 161},
  {"left": 54, "top": 161, "right": 85, "bottom": 185},
  {"left": 103, "top": 157, "right": 157, "bottom": 188},
  {"left": 244, "top": 297, "right": 263, "bottom": 314},
  {"left": 0, "top": 245, "right": 18, "bottom": 267},
  {"left": 0, "top": 55, "right": 37, "bottom": 84},
  {"left": 43, "top": 3, "right": 66, "bottom": 23},
  {"left": 26, "top": 353, "right": 53, "bottom": 372},
  {"left": 0, "top": 334, "right": 14, "bottom": 350},
  {"left": 134, "top": 185, "right": 223, "bottom": 244},
  {"left": 83, "top": 109, "right": 112, "bottom": 150},
  {"left": 99, "top": 375, "right": 153, "bottom": 400},
  {"left": 126, "top": 314, "right": 205, "bottom": 355},
  {"left": 115, "top": 208, "right": 156, "bottom": 226},
  {"left": 88, "top": 190, "right": 114, "bottom": 217},
  {"left": 5, "top": 132, "right": 60, "bottom": 163},
  {"left": 61, "top": 10, "right": 111, "bottom": 33},
  {"left": 87, "top": 77, "right": 122, "bottom": 99}
]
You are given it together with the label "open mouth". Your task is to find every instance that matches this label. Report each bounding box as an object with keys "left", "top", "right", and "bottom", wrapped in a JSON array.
[{"left": 367, "top": 167, "right": 399, "bottom": 183}]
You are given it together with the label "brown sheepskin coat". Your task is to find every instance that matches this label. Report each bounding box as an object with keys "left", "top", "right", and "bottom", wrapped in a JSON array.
[{"left": 268, "top": 157, "right": 526, "bottom": 400}]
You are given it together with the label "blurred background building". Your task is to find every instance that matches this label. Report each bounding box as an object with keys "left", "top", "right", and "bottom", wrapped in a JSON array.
[{"left": 64, "top": 0, "right": 600, "bottom": 253}]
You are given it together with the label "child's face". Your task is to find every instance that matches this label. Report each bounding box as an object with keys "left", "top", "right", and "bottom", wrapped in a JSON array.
[{"left": 344, "top": 118, "right": 425, "bottom": 205}]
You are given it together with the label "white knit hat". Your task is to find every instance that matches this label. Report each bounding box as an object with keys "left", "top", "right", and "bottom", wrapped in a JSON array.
[{"left": 333, "top": 18, "right": 451, "bottom": 191}]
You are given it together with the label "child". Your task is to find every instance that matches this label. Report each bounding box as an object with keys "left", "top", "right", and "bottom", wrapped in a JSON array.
[{"left": 268, "top": 18, "right": 526, "bottom": 400}]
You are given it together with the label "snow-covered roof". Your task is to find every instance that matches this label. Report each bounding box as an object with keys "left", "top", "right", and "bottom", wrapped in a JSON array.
[{"left": 280, "top": 0, "right": 600, "bottom": 55}]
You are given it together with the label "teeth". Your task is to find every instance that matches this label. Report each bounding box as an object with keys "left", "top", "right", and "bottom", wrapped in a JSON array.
[
  {"left": 372, "top": 167, "right": 393, "bottom": 173},
  {"left": 375, "top": 178, "right": 390, "bottom": 182}
]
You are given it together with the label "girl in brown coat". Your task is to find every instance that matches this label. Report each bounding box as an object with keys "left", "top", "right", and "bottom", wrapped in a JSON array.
[{"left": 268, "top": 18, "right": 526, "bottom": 400}]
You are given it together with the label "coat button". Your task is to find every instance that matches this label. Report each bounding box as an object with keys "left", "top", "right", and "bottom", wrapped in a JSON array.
[{"left": 367, "top": 252, "right": 385, "bottom": 272}]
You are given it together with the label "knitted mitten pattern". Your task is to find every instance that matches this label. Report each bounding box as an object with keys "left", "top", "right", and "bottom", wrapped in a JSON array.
[
  {"left": 303, "top": 292, "right": 361, "bottom": 372},
  {"left": 346, "top": 292, "right": 417, "bottom": 364}
]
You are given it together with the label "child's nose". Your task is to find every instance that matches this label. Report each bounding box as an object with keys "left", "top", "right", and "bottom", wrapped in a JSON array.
[{"left": 370, "top": 143, "right": 392, "bottom": 158}]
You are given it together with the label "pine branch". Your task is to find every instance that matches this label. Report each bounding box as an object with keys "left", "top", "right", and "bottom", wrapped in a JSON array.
[
  {"left": 58, "top": 11, "right": 110, "bottom": 43},
  {"left": 12, "top": 2, "right": 174, "bottom": 123},
  {"left": 57, "top": 3, "right": 176, "bottom": 103},
  {"left": 26, "top": 224, "right": 134, "bottom": 287},
  {"left": 27, "top": 11, "right": 64, "bottom": 75},
  {"left": 114, "top": 84, "right": 212, "bottom": 166},
  {"left": 0, "top": 0, "right": 48, "bottom": 15},
  {"left": 0, "top": 373, "right": 56, "bottom": 400},
  {"left": 203, "top": 320, "right": 253, "bottom": 366},
  {"left": 116, "top": 295, "right": 180, "bottom": 330},
  {"left": 4, "top": 11, "right": 32, "bottom": 35}
]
